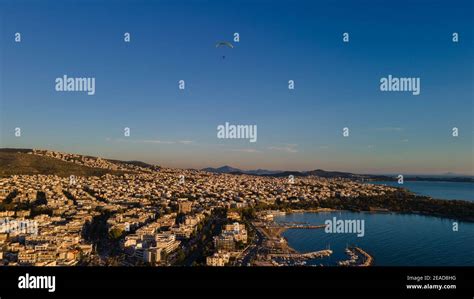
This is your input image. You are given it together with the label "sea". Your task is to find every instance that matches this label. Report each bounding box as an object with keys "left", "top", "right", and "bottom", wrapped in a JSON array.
[
  {"left": 370, "top": 181, "right": 474, "bottom": 202},
  {"left": 274, "top": 181, "right": 474, "bottom": 266}
]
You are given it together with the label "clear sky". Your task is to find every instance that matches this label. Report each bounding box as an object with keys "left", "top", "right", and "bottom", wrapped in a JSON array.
[{"left": 0, "top": 0, "right": 473, "bottom": 175}]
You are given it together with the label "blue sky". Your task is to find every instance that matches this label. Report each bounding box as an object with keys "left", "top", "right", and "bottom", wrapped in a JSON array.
[{"left": 0, "top": 0, "right": 473, "bottom": 174}]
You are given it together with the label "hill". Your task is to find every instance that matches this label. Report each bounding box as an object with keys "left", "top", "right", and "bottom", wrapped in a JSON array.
[
  {"left": 202, "top": 165, "right": 243, "bottom": 173},
  {"left": 0, "top": 151, "right": 127, "bottom": 177}
]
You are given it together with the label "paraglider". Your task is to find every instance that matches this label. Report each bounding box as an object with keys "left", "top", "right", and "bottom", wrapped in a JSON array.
[
  {"left": 215, "top": 41, "right": 234, "bottom": 48},
  {"left": 215, "top": 41, "right": 234, "bottom": 59}
]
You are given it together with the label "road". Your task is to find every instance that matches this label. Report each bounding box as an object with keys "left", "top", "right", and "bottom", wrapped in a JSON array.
[{"left": 235, "top": 223, "right": 263, "bottom": 266}]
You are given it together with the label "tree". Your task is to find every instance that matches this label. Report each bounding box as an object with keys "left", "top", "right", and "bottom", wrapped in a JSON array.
[
  {"left": 108, "top": 227, "right": 124, "bottom": 240},
  {"left": 175, "top": 212, "right": 186, "bottom": 225}
]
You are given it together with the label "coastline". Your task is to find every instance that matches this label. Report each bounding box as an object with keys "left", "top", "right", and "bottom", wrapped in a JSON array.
[{"left": 278, "top": 207, "right": 473, "bottom": 223}]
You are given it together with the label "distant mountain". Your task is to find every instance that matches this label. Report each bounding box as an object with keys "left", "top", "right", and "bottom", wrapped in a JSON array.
[
  {"left": 202, "top": 166, "right": 285, "bottom": 175},
  {"left": 246, "top": 169, "right": 283, "bottom": 175},
  {"left": 202, "top": 165, "right": 243, "bottom": 173},
  {"left": 201, "top": 165, "right": 386, "bottom": 180},
  {"left": 305, "top": 169, "right": 357, "bottom": 178},
  {"left": 260, "top": 170, "right": 307, "bottom": 177},
  {"left": 201, "top": 165, "right": 474, "bottom": 182}
]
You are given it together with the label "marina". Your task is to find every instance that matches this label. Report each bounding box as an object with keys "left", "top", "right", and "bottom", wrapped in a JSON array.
[
  {"left": 252, "top": 216, "right": 372, "bottom": 267},
  {"left": 276, "top": 211, "right": 474, "bottom": 266}
]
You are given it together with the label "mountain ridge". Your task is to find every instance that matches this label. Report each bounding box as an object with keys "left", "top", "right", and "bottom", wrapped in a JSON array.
[{"left": 201, "top": 165, "right": 474, "bottom": 182}]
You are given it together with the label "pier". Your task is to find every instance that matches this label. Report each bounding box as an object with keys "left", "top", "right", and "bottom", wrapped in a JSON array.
[
  {"left": 266, "top": 222, "right": 326, "bottom": 230},
  {"left": 338, "top": 246, "right": 374, "bottom": 267},
  {"left": 259, "top": 222, "right": 326, "bottom": 242},
  {"left": 353, "top": 247, "right": 373, "bottom": 266},
  {"left": 268, "top": 249, "right": 333, "bottom": 259}
]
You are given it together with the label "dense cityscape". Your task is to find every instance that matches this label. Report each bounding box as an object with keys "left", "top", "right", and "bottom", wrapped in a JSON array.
[{"left": 0, "top": 149, "right": 400, "bottom": 267}]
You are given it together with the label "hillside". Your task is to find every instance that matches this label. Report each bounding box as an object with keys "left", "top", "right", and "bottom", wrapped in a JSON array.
[{"left": 0, "top": 151, "right": 127, "bottom": 177}]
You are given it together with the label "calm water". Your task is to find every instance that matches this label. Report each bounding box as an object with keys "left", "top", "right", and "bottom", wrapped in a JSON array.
[
  {"left": 275, "top": 211, "right": 474, "bottom": 266},
  {"left": 369, "top": 181, "right": 474, "bottom": 202}
]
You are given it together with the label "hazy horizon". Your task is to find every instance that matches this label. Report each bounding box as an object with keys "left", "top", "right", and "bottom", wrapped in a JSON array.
[{"left": 1, "top": 147, "right": 473, "bottom": 177}]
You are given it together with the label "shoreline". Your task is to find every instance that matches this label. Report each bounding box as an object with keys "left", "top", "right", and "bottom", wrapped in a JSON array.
[{"left": 274, "top": 207, "right": 474, "bottom": 223}]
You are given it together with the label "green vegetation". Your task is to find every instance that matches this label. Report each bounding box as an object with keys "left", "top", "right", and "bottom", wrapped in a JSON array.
[
  {"left": 314, "top": 191, "right": 474, "bottom": 221},
  {"left": 108, "top": 227, "right": 125, "bottom": 240},
  {"left": 174, "top": 248, "right": 186, "bottom": 264},
  {"left": 237, "top": 191, "right": 474, "bottom": 222},
  {"left": 82, "top": 213, "right": 109, "bottom": 246},
  {"left": 175, "top": 212, "right": 186, "bottom": 225},
  {"left": 180, "top": 208, "right": 227, "bottom": 266},
  {"left": 82, "top": 211, "right": 122, "bottom": 257}
]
